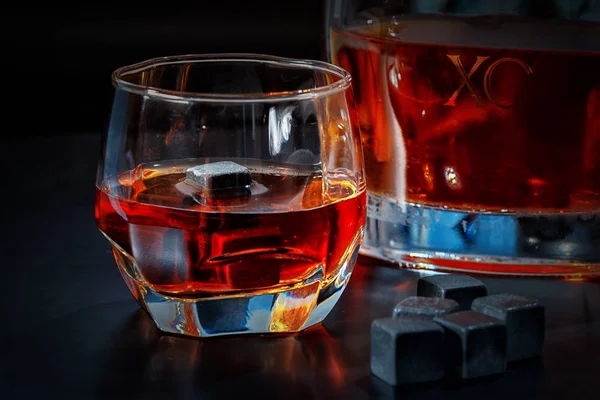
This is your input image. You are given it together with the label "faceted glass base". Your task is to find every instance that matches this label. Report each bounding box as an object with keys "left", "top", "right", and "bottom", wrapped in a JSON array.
[
  {"left": 107, "top": 237, "right": 360, "bottom": 338},
  {"left": 362, "top": 194, "right": 600, "bottom": 277}
]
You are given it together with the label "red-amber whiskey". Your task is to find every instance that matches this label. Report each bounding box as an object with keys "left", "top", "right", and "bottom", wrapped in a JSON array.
[
  {"left": 96, "top": 162, "right": 366, "bottom": 295},
  {"left": 331, "top": 21, "right": 600, "bottom": 212}
]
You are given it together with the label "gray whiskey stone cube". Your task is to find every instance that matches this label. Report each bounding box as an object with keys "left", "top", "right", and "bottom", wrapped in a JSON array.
[
  {"left": 434, "top": 311, "right": 507, "bottom": 380},
  {"left": 472, "top": 294, "right": 545, "bottom": 362},
  {"left": 286, "top": 149, "right": 319, "bottom": 165},
  {"left": 371, "top": 317, "right": 445, "bottom": 386},
  {"left": 186, "top": 161, "right": 252, "bottom": 192},
  {"left": 393, "top": 296, "right": 460, "bottom": 318},
  {"left": 417, "top": 274, "right": 487, "bottom": 310}
]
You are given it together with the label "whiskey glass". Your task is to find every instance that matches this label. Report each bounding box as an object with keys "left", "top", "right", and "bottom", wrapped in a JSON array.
[
  {"left": 95, "top": 54, "right": 366, "bottom": 337},
  {"left": 326, "top": 0, "right": 600, "bottom": 276}
]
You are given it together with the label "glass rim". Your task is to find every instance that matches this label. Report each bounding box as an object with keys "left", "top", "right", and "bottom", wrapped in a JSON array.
[{"left": 112, "top": 53, "right": 352, "bottom": 103}]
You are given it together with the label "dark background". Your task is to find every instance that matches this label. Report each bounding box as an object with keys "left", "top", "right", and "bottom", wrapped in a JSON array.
[{"left": 3, "top": 2, "right": 325, "bottom": 137}]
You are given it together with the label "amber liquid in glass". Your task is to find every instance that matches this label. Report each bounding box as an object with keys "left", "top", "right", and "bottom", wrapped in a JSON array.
[
  {"left": 96, "top": 161, "right": 366, "bottom": 296},
  {"left": 331, "top": 22, "right": 600, "bottom": 212}
]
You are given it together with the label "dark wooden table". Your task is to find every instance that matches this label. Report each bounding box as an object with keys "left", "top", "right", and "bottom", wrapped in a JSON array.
[{"left": 1, "top": 135, "right": 598, "bottom": 399}]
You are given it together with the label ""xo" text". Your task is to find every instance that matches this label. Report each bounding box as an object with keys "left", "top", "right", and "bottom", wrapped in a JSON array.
[{"left": 444, "top": 54, "right": 534, "bottom": 109}]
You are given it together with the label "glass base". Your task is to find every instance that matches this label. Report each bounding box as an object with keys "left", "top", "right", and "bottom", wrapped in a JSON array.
[
  {"left": 107, "top": 238, "right": 360, "bottom": 338},
  {"left": 362, "top": 194, "right": 600, "bottom": 276}
]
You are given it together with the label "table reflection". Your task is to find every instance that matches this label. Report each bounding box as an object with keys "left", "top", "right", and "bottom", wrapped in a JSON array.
[{"left": 99, "top": 310, "right": 350, "bottom": 398}]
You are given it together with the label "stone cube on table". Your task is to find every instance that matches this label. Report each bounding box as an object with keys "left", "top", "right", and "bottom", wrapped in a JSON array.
[
  {"left": 371, "top": 317, "right": 445, "bottom": 386},
  {"left": 393, "top": 296, "right": 460, "bottom": 318},
  {"left": 434, "top": 311, "right": 507, "bottom": 380},
  {"left": 472, "top": 294, "right": 545, "bottom": 362},
  {"left": 417, "top": 274, "right": 488, "bottom": 310}
]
